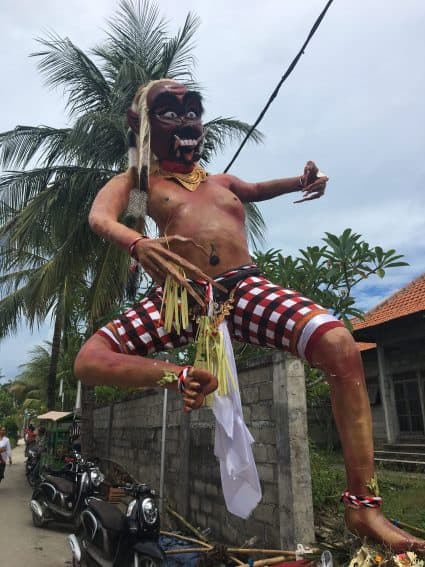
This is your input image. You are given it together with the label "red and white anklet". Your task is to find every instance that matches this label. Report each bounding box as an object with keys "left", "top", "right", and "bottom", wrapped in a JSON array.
[{"left": 341, "top": 490, "right": 383, "bottom": 509}]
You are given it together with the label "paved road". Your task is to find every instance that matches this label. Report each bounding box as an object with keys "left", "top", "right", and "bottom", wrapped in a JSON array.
[{"left": 0, "top": 442, "right": 71, "bottom": 566}]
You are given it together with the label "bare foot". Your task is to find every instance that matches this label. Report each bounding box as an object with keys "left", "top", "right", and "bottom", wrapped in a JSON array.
[
  {"left": 181, "top": 367, "right": 218, "bottom": 413},
  {"left": 345, "top": 507, "right": 425, "bottom": 555}
]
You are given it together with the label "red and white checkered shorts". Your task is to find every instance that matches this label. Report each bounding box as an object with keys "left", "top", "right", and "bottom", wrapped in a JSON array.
[{"left": 97, "top": 268, "right": 344, "bottom": 364}]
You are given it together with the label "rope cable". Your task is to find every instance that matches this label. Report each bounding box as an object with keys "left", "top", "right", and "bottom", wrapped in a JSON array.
[{"left": 224, "top": 0, "right": 335, "bottom": 173}]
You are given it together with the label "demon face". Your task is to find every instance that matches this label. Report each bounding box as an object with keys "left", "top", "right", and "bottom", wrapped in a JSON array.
[{"left": 145, "top": 80, "right": 204, "bottom": 166}]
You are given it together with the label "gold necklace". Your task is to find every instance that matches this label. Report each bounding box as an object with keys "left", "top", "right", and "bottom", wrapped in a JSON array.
[{"left": 152, "top": 163, "right": 208, "bottom": 191}]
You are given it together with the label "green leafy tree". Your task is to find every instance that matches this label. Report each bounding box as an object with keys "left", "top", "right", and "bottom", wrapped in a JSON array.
[
  {"left": 0, "top": 386, "right": 14, "bottom": 419},
  {"left": 0, "top": 0, "right": 263, "bottom": 420},
  {"left": 253, "top": 228, "right": 408, "bottom": 327}
]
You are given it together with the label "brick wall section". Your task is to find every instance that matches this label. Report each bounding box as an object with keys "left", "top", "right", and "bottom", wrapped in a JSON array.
[{"left": 92, "top": 352, "right": 313, "bottom": 548}]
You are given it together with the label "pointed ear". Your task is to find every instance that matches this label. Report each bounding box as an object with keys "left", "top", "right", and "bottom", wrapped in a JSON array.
[{"left": 127, "top": 108, "right": 140, "bottom": 133}]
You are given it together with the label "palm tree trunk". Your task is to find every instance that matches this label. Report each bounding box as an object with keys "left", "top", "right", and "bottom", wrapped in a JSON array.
[
  {"left": 46, "top": 309, "right": 63, "bottom": 409},
  {"left": 80, "top": 321, "right": 96, "bottom": 456},
  {"left": 81, "top": 382, "right": 95, "bottom": 456}
]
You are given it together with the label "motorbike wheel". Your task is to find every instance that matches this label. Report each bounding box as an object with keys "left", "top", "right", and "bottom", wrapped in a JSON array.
[
  {"left": 26, "top": 469, "right": 38, "bottom": 487},
  {"left": 31, "top": 489, "right": 48, "bottom": 528},
  {"left": 32, "top": 509, "right": 47, "bottom": 528},
  {"left": 72, "top": 554, "right": 89, "bottom": 567}
]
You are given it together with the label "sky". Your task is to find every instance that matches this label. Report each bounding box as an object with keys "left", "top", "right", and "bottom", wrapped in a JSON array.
[{"left": 1, "top": 0, "right": 425, "bottom": 379}]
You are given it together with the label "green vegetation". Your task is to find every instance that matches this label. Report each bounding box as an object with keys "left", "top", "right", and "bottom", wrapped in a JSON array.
[
  {"left": 311, "top": 449, "right": 425, "bottom": 532},
  {"left": 0, "top": 385, "right": 20, "bottom": 445},
  {"left": 253, "top": 228, "right": 407, "bottom": 326}
]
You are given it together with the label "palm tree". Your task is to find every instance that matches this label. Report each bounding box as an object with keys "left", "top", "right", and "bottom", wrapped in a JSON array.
[{"left": 0, "top": 0, "right": 264, "bottom": 443}]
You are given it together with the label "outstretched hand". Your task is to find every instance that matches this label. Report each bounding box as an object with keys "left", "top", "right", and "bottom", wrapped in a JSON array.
[
  {"left": 133, "top": 235, "right": 226, "bottom": 307},
  {"left": 294, "top": 160, "right": 328, "bottom": 203}
]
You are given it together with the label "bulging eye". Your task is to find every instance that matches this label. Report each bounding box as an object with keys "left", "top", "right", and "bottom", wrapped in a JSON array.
[
  {"left": 186, "top": 111, "right": 198, "bottom": 119},
  {"left": 163, "top": 111, "right": 178, "bottom": 119}
]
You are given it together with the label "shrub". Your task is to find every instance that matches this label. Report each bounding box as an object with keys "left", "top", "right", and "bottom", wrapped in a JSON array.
[{"left": 310, "top": 443, "right": 344, "bottom": 509}]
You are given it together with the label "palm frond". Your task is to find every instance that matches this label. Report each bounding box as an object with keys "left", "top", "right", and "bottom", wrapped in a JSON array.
[
  {"left": 64, "top": 112, "right": 126, "bottom": 168},
  {"left": 244, "top": 202, "right": 266, "bottom": 250},
  {"left": 154, "top": 12, "right": 199, "bottom": 80},
  {"left": 32, "top": 32, "right": 111, "bottom": 118},
  {"left": 0, "top": 286, "right": 33, "bottom": 339},
  {"left": 0, "top": 126, "right": 71, "bottom": 169},
  {"left": 94, "top": 0, "right": 167, "bottom": 85},
  {"left": 0, "top": 267, "right": 36, "bottom": 296},
  {"left": 0, "top": 168, "right": 52, "bottom": 214},
  {"left": 0, "top": 165, "right": 114, "bottom": 220},
  {"left": 202, "top": 117, "right": 264, "bottom": 164},
  {"left": 85, "top": 242, "right": 130, "bottom": 322}
]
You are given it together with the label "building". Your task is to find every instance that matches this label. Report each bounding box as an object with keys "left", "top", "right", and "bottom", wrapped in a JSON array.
[{"left": 353, "top": 273, "right": 425, "bottom": 446}]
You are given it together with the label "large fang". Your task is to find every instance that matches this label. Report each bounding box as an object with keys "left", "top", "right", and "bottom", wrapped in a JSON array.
[{"left": 174, "top": 134, "right": 203, "bottom": 149}]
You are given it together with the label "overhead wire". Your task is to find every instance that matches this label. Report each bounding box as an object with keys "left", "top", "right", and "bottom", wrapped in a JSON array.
[{"left": 224, "top": 0, "right": 335, "bottom": 173}]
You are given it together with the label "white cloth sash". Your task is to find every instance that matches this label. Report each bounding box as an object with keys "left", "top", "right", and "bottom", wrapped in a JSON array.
[{"left": 210, "top": 321, "right": 262, "bottom": 518}]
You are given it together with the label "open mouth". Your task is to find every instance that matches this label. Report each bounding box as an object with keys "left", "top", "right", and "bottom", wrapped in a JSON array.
[{"left": 173, "top": 133, "right": 205, "bottom": 163}]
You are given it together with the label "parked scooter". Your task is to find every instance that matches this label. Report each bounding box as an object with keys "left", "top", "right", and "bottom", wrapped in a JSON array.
[
  {"left": 25, "top": 446, "right": 41, "bottom": 487},
  {"left": 26, "top": 447, "right": 77, "bottom": 487},
  {"left": 30, "top": 452, "right": 105, "bottom": 529},
  {"left": 68, "top": 481, "right": 165, "bottom": 566}
]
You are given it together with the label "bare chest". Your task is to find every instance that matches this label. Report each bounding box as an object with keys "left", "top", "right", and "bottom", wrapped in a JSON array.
[{"left": 148, "top": 177, "right": 245, "bottom": 228}]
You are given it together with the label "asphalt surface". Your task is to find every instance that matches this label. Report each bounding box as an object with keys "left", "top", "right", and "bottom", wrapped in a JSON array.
[{"left": 0, "top": 441, "right": 72, "bottom": 566}]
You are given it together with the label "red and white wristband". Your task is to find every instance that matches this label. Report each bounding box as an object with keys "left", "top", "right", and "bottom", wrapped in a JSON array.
[
  {"left": 341, "top": 490, "right": 383, "bottom": 509},
  {"left": 178, "top": 366, "right": 192, "bottom": 394},
  {"left": 128, "top": 235, "right": 149, "bottom": 260}
]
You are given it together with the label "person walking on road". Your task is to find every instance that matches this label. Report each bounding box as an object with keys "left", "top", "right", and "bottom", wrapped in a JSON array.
[{"left": 0, "top": 426, "right": 13, "bottom": 483}]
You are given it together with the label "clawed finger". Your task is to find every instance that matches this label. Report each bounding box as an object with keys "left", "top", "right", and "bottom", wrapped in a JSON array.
[
  {"left": 148, "top": 249, "right": 206, "bottom": 306},
  {"left": 156, "top": 235, "right": 209, "bottom": 257},
  {"left": 294, "top": 191, "right": 323, "bottom": 204},
  {"left": 153, "top": 246, "right": 227, "bottom": 293}
]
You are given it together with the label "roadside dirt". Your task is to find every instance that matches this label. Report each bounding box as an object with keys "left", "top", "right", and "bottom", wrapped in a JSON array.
[{"left": 0, "top": 442, "right": 71, "bottom": 566}]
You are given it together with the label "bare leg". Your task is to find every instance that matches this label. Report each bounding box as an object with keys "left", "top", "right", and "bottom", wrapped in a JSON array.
[
  {"left": 310, "top": 327, "right": 425, "bottom": 554},
  {"left": 74, "top": 334, "right": 217, "bottom": 413}
]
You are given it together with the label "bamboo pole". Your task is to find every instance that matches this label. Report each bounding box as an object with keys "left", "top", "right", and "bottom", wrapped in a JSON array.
[
  {"left": 227, "top": 548, "right": 297, "bottom": 556},
  {"left": 165, "top": 504, "right": 209, "bottom": 542},
  {"left": 228, "top": 547, "right": 320, "bottom": 556},
  {"left": 238, "top": 556, "right": 291, "bottom": 567},
  {"left": 391, "top": 518, "right": 425, "bottom": 537},
  {"left": 165, "top": 547, "right": 211, "bottom": 555},
  {"left": 229, "top": 555, "right": 245, "bottom": 566}
]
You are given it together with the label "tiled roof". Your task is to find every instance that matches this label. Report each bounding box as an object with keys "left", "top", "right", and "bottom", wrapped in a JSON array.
[{"left": 353, "top": 273, "right": 425, "bottom": 332}]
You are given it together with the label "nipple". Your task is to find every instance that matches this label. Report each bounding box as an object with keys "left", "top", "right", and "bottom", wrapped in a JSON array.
[{"left": 209, "top": 244, "right": 220, "bottom": 266}]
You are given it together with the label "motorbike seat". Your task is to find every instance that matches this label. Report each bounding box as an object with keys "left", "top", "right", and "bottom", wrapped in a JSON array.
[
  {"left": 44, "top": 474, "right": 75, "bottom": 495},
  {"left": 88, "top": 499, "right": 125, "bottom": 532}
]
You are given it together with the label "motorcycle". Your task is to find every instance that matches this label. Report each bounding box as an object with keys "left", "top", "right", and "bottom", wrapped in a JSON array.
[
  {"left": 30, "top": 452, "right": 105, "bottom": 530},
  {"left": 25, "top": 446, "right": 41, "bottom": 487},
  {"left": 68, "top": 481, "right": 165, "bottom": 567}
]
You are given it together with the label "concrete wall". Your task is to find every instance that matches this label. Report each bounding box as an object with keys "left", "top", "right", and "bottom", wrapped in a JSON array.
[{"left": 92, "top": 352, "right": 314, "bottom": 549}]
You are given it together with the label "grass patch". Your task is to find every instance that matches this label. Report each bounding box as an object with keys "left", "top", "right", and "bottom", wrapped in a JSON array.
[
  {"left": 312, "top": 448, "right": 425, "bottom": 532},
  {"left": 377, "top": 469, "right": 425, "bottom": 529}
]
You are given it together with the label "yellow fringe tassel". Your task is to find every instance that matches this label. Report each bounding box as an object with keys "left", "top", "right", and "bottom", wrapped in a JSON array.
[
  {"left": 160, "top": 274, "right": 236, "bottom": 404},
  {"left": 160, "top": 270, "right": 189, "bottom": 334},
  {"left": 194, "top": 315, "right": 236, "bottom": 405}
]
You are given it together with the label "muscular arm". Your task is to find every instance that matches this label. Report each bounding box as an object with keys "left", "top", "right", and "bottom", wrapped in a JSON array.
[
  {"left": 88, "top": 171, "right": 142, "bottom": 250},
  {"left": 219, "top": 173, "right": 303, "bottom": 203},
  {"left": 216, "top": 161, "right": 328, "bottom": 204}
]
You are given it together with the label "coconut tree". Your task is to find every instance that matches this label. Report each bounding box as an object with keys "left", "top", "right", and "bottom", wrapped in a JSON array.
[{"left": 0, "top": 0, "right": 264, "bottom": 445}]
